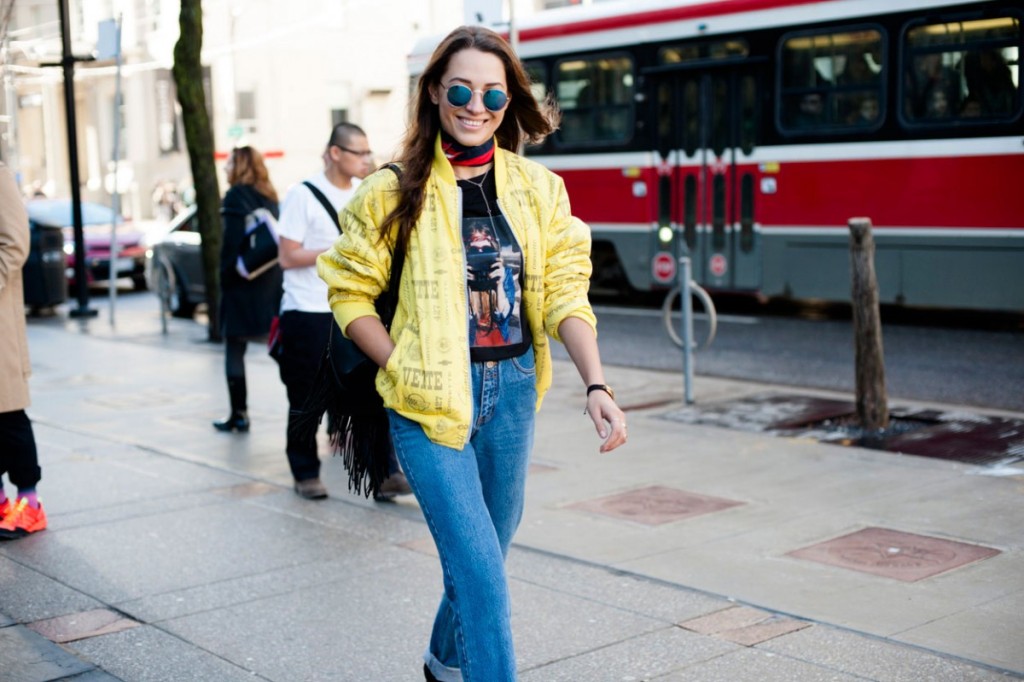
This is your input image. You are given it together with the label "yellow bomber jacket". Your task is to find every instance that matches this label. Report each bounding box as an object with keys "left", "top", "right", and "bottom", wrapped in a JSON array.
[{"left": 317, "top": 137, "right": 597, "bottom": 449}]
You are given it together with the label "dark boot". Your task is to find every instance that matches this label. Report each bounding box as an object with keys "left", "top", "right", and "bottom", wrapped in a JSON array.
[
  {"left": 423, "top": 664, "right": 440, "bottom": 682},
  {"left": 214, "top": 377, "right": 249, "bottom": 432},
  {"left": 213, "top": 411, "right": 249, "bottom": 432},
  {"left": 228, "top": 376, "right": 248, "bottom": 413}
]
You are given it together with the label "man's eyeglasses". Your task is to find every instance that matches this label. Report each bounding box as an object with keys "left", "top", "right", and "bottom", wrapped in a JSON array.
[
  {"left": 442, "top": 82, "right": 510, "bottom": 113},
  {"left": 333, "top": 145, "right": 373, "bottom": 158}
]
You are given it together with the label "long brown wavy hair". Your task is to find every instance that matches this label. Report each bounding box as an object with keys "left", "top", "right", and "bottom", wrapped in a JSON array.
[
  {"left": 381, "top": 25, "right": 560, "bottom": 255},
  {"left": 226, "top": 145, "right": 278, "bottom": 203}
]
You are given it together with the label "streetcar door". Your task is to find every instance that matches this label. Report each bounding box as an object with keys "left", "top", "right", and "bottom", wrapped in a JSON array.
[{"left": 652, "top": 66, "right": 761, "bottom": 290}]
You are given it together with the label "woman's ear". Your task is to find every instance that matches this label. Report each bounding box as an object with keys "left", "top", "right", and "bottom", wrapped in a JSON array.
[{"left": 428, "top": 84, "right": 439, "bottom": 106}]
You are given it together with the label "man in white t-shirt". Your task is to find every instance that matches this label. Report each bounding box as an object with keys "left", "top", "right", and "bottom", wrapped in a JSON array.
[{"left": 277, "top": 123, "right": 409, "bottom": 501}]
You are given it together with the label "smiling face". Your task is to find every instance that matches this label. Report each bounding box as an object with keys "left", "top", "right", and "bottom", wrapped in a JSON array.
[{"left": 430, "top": 48, "right": 508, "bottom": 148}]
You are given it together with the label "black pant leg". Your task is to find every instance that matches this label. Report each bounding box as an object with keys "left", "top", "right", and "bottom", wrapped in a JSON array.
[
  {"left": 0, "top": 410, "right": 42, "bottom": 490},
  {"left": 224, "top": 337, "right": 248, "bottom": 412},
  {"left": 279, "top": 311, "right": 333, "bottom": 481}
]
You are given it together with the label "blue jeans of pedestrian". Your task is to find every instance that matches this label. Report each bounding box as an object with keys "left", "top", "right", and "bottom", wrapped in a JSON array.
[{"left": 389, "top": 349, "right": 537, "bottom": 682}]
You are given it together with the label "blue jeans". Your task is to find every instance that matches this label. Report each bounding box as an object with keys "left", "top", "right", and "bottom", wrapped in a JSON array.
[{"left": 389, "top": 349, "right": 537, "bottom": 682}]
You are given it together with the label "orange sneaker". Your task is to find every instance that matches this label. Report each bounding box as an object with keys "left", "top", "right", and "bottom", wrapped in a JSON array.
[
  {"left": 0, "top": 498, "right": 48, "bottom": 539},
  {"left": 0, "top": 498, "right": 12, "bottom": 521}
]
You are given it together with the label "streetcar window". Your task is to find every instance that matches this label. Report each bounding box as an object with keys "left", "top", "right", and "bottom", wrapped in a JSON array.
[
  {"left": 555, "top": 54, "right": 635, "bottom": 145},
  {"left": 682, "top": 79, "right": 700, "bottom": 157},
  {"left": 524, "top": 61, "right": 548, "bottom": 103},
  {"left": 524, "top": 61, "right": 548, "bottom": 153},
  {"left": 779, "top": 28, "right": 885, "bottom": 133},
  {"left": 901, "top": 14, "right": 1021, "bottom": 125},
  {"left": 656, "top": 81, "right": 674, "bottom": 156},
  {"left": 659, "top": 40, "right": 748, "bottom": 64}
]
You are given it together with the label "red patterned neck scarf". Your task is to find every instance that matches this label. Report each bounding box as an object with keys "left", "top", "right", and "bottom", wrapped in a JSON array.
[{"left": 441, "top": 130, "right": 495, "bottom": 167}]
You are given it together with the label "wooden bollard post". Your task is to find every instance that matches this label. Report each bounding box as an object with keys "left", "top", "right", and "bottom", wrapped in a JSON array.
[{"left": 848, "top": 217, "right": 889, "bottom": 431}]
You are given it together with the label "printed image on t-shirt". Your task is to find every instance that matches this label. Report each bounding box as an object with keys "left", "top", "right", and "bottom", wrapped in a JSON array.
[{"left": 463, "top": 216, "right": 524, "bottom": 350}]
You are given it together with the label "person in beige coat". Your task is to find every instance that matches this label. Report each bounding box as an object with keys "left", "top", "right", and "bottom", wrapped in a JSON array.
[{"left": 0, "top": 161, "right": 47, "bottom": 539}]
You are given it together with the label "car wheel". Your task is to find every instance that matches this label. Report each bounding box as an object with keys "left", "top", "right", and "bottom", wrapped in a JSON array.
[
  {"left": 156, "top": 260, "right": 196, "bottom": 319},
  {"left": 170, "top": 269, "right": 197, "bottom": 319}
]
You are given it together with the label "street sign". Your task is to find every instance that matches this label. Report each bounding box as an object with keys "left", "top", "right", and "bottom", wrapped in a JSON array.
[{"left": 652, "top": 251, "right": 676, "bottom": 283}]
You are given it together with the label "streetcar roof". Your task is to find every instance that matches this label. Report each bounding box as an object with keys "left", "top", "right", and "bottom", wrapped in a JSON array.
[{"left": 408, "top": 0, "right": 992, "bottom": 72}]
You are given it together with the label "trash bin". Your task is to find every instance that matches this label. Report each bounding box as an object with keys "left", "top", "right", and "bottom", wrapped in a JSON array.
[{"left": 22, "top": 221, "right": 68, "bottom": 309}]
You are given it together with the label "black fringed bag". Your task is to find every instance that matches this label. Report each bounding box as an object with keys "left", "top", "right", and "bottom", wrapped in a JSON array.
[{"left": 290, "top": 164, "right": 405, "bottom": 497}]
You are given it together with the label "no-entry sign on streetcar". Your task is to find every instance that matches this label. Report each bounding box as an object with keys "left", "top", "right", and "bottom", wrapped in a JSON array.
[{"left": 652, "top": 252, "right": 676, "bottom": 284}]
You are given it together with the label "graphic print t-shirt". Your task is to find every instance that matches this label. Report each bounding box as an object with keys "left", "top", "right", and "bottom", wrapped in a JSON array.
[{"left": 458, "top": 171, "right": 531, "bottom": 362}]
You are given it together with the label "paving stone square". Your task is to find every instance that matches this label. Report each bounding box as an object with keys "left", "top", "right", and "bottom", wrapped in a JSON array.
[
  {"left": 787, "top": 527, "right": 1001, "bottom": 581},
  {"left": 566, "top": 485, "right": 744, "bottom": 525}
]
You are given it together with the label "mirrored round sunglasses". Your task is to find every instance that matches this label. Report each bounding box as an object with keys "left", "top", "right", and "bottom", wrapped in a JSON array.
[{"left": 443, "top": 83, "right": 509, "bottom": 112}]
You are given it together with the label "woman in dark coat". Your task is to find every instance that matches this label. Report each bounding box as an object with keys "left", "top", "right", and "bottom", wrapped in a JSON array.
[{"left": 214, "top": 146, "right": 283, "bottom": 432}]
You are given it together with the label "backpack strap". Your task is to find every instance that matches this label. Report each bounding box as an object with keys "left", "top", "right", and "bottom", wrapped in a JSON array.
[
  {"left": 303, "top": 167, "right": 405, "bottom": 315},
  {"left": 381, "top": 163, "right": 405, "bottom": 320},
  {"left": 302, "top": 180, "right": 341, "bottom": 233}
]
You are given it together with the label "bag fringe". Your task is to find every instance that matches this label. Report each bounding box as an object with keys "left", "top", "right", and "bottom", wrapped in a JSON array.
[{"left": 288, "top": 341, "right": 391, "bottom": 498}]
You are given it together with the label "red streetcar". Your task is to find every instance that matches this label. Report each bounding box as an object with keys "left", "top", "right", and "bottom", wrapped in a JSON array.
[{"left": 411, "top": 0, "right": 1023, "bottom": 313}]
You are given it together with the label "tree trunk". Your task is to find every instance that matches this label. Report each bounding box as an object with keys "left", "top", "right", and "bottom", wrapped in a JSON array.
[
  {"left": 848, "top": 217, "right": 889, "bottom": 431},
  {"left": 172, "top": 0, "right": 222, "bottom": 342}
]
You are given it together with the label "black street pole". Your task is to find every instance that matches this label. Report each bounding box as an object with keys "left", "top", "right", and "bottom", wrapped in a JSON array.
[{"left": 59, "top": 0, "right": 96, "bottom": 318}]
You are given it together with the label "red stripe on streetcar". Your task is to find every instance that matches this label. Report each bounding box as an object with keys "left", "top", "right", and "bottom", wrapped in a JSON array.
[
  {"left": 557, "top": 167, "right": 660, "bottom": 224},
  {"left": 520, "top": 0, "right": 824, "bottom": 42},
  {"left": 556, "top": 154, "right": 1022, "bottom": 230},
  {"left": 759, "top": 155, "right": 1022, "bottom": 229}
]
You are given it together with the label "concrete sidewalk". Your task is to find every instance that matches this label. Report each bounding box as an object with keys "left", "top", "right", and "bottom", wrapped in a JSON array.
[{"left": 2, "top": 300, "right": 1022, "bottom": 681}]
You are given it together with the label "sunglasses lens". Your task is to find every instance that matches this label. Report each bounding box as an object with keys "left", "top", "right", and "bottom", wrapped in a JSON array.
[
  {"left": 446, "top": 84, "right": 473, "bottom": 108},
  {"left": 482, "top": 89, "right": 508, "bottom": 112}
]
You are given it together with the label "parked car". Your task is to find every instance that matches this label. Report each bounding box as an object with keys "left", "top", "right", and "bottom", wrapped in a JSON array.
[
  {"left": 26, "top": 199, "right": 148, "bottom": 290},
  {"left": 145, "top": 204, "right": 205, "bottom": 318}
]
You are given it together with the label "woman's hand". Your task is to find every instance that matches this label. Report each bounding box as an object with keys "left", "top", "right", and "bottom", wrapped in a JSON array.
[
  {"left": 345, "top": 315, "right": 396, "bottom": 369},
  {"left": 586, "top": 389, "right": 627, "bottom": 453}
]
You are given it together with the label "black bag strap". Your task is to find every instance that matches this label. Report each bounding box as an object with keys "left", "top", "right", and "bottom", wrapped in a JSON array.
[
  {"left": 380, "top": 163, "right": 405, "bottom": 324},
  {"left": 304, "top": 165, "right": 406, "bottom": 317},
  {"left": 302, "top": 181, "right": 341, "bottom": 233}
]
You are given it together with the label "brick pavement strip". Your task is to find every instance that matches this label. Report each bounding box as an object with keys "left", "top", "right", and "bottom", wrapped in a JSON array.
[
  {"left": 27, "top": 608, "right": 141, "bottom": 644},
  {"left": 679, "top": 605, "right": 812, "bottom": 646}
]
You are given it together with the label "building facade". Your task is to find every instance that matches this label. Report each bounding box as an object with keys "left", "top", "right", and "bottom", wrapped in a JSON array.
[{"left": 1, "top": 0, "right": 557, "bottom": 219}]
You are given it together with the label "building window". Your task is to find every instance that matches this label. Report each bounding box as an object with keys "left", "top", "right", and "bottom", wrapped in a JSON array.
[
  {"left": 155, "top": 70, "right": 179, "bottom": 155},
  {"left": 236, "top": 90, "right": 256, "bottom": 121}
]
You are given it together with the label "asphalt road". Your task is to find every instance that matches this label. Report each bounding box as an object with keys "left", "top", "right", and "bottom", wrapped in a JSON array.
[
  {"left": 70, "top": 286, "right": 1023, "bottom": 414},
  {"left": 554, "top": 302, "right": 1024, "bottom": 414}
]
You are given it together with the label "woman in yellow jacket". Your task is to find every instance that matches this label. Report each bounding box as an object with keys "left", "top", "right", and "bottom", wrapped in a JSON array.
[{"left": 318, "top": 26, "right": 627, "bottom": 682}]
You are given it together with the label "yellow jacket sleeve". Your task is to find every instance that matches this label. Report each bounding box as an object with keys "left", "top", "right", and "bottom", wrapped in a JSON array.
[
  {"left": 541, "top": 172, "right": 597, "bottom": 342},
  {"left": 316, "top": 170, "right": 398, "bottom": 336}
]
